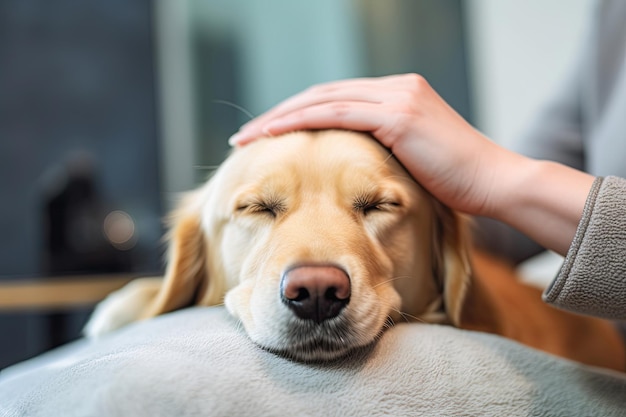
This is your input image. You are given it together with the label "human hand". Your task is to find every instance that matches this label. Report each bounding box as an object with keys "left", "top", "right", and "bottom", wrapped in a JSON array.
[{"left": 229, "top": 74, "right": 522, "bottom": 218}]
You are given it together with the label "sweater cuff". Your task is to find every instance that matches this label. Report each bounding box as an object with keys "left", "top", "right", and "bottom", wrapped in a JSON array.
[{"left": 543, "top": 176, "right": 626, "bottom": 319}]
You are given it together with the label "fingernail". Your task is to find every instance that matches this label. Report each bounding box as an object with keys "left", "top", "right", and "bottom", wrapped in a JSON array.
[{"left": 228, "top": 132, "right": 242, "bottom": 146}]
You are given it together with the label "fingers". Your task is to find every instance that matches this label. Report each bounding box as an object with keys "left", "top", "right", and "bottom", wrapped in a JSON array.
[
  {"left": 230, "top": 101, "right": 393, "bottom": 146},
  {"left": 252, "top": 76, "right": 396, "bottom": 122},
  {"left": 229, "top": 75, "right": 411, "bottom": 146}
]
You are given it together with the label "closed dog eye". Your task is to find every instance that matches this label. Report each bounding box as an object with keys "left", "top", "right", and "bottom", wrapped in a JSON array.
[
  {"left": 237, "top": 199, "right": 286, "bottom": 218},
  {"left": 352, "top": 194, "right": 401, "bottom": 216},
  {"left": 360, "top": 201, "right": 401, "bottom": 215}
]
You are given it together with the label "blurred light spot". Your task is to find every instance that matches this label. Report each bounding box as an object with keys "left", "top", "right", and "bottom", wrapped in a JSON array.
[{"left": 103, "top": 210, "right": 136, "bottom": 250}]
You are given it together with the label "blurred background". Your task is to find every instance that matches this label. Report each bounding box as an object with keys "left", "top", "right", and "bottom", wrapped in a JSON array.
[{"left": 0, "top": 0, "right": 590, "bottom": 369}]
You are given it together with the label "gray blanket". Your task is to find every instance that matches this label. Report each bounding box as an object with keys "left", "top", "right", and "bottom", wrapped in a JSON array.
[{"left": 1, "top": 307, "right": 625, "bottom": 416}]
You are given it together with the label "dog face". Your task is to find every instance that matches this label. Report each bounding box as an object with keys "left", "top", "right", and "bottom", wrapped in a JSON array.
[{"left": 146, "top": 130, "right": 470, "bottom": 361}]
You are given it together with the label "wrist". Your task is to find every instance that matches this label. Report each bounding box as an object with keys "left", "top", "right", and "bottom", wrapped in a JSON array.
[
  {"left": 485, "top": 153, "right": 540, "bottom": 219},
  {"left": 490, "top": 157, "right": 595, "bottom": 255}
]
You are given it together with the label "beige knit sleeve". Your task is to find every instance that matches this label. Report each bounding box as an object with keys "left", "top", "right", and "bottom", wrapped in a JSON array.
[{"left": 543, "top": 176, "right": 626, "bottom": 319}]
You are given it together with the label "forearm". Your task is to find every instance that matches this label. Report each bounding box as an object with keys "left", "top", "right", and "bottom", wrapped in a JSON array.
[{"left": 487, "top": 154, "right": 595, "bottom": 257}]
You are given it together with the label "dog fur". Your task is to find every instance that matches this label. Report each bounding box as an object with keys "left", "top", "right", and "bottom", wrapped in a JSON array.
[{"left": 85, "top": 130, "right": 625, "bottom": 370}]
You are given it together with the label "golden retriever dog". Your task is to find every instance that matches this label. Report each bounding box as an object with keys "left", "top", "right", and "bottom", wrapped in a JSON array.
[{"left": 85, "top": 130, "right": 625, "bottom": 371}]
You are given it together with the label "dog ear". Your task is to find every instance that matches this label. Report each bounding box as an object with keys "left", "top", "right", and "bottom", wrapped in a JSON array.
[
  {"left": 142, "top": 189, "right": 220, "bottom": 318},
  {"left": 431, "top": 202, "right": 472, "bottom": 326}
]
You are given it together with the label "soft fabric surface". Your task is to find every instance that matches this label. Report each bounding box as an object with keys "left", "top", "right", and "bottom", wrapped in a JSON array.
[
  {"left": 1, "top": 307, "right": 625, "bottom": 417},
  {"left": 544, "top": 176, "right": 626, "bottom": 319}
]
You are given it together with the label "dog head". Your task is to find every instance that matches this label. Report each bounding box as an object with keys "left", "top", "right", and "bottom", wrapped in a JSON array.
[{"left": 146, "top": 130, "right": 471, "bottom": 361}]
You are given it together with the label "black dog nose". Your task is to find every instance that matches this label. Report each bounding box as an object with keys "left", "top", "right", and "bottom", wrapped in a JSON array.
[{"left": 281, "top": 265, "right": 351, "bottom": 323}]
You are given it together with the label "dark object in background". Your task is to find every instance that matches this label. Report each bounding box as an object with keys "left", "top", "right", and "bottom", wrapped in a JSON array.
[{"left": 42, "top": 152, "right": 133, "bottom": 275}]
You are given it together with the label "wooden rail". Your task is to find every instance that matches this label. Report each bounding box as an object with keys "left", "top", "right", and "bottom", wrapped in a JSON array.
[{"left": 0, "top": 275, "right": 138, "bottom": 311}]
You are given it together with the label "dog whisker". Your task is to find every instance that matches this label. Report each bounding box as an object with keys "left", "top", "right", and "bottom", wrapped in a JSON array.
[
  {"left": 376, "top": 151, "right": 396, "bottom": 170},
  {"left": 375, "top": 297, "right": 427, "bottom": 325},
  {"left": 390, "top": 307, "right": 427, "bottom": 324},
  {"left": 379, "top": 174, "right": 419, "bottom": 186},
  {"left": 212, "top": 99, "right": 256, "bottom": 121},
  {"left": 193, "top": 165, "right": 220, "bottom": 171},
  {"left": 372, "top": 321, "right": 392, "bottom": 343},
  {"left": 382, "top": 316, "right": 396, "bottom": 330},
  {"left": 372, "top": 275, "right": 413, "bottom": 289},
  {"left": 232, "top": 319, "right": 245, "bottom": 334}
]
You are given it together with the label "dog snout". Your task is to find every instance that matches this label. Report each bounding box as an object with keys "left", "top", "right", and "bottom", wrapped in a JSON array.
[{"left": 280, "top": 265, "right": 351, "bottom": 324}]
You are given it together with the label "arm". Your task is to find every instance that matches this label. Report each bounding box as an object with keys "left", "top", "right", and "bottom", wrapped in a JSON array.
[{"left": 479, "top": 154, "right": 594, "bottom": 257}]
